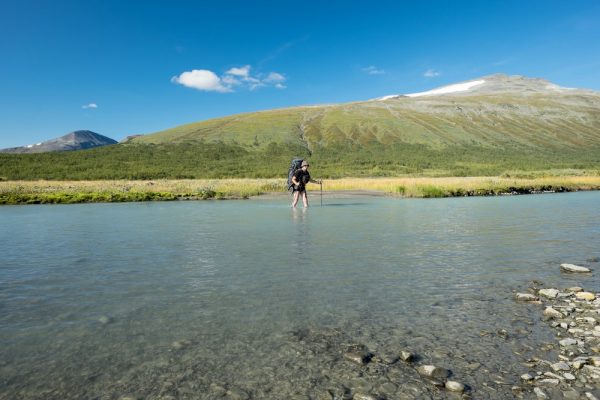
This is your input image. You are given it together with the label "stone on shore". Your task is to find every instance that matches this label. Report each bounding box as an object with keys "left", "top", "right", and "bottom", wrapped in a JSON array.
[
  {"left": 576, "top": 292, "right": 596, "bottom": 301},
  {"left": 544, "top": 307, "right": 564, "bottom": 319},
  {"left": 515, "top": 293, "right": 539, "bottom": 301},
  {"left": 539, "top": 288, "right": 560, "bottom": 299},
  {"left": 559, "top": 338, "right": 579, "bottom": 347},
  {"left": 561, "top": 263, "right": 591, "bottom": 273},
  {"left": 568, "top": 287, "right": 584, "bottom": 292}
]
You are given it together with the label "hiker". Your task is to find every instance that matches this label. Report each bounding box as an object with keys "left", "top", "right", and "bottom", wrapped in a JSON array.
[{"left": 291, "top": 160, "right": 321, "bottom": 208}]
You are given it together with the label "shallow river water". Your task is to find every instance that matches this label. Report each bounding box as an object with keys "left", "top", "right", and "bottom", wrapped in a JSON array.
[{"left": 1, "top": 192, "right": 600, "bottom": 399}]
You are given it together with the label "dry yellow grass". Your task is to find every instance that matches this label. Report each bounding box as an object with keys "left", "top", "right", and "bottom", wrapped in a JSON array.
[{"left": 1, "top": 176, "right": 600, "bottom": 204}]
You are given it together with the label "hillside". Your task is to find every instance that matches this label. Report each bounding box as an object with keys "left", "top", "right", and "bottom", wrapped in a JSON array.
[
  {"left": 0, "top": 130, "right": 118, "bottom": 153},
  {"left": 132, "top": 74, "right": 600, "bottom": 152},
  {"left": 1, "top": 74, "right": 599, "bottom": 180}
]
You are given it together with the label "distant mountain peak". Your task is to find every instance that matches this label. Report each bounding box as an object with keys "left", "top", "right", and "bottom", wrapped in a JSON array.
[{"left": 0, "top": 130, "right": 117, "bottom": 153}]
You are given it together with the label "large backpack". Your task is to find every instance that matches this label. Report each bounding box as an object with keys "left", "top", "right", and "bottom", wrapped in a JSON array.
[{"left": 287, "top": 158, "right": 304, "bottom": 191}]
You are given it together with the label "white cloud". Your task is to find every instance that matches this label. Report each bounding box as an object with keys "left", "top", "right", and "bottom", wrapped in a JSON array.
[
  {"left": 82, "top": 103, "right": 98, "bottom": 109},
  {"left": 424, "top": 69, "right": 441, "bottom": 78},
  {"left": 264, "top": 72, "right": 285, "bottom": 82},
  {"left": 362, "top": 66, "right": 385, "bottom": 75},
  {"left": 171, "top": 69, "right": 231, "bottom": 92},
  {"left": 172, "top": 66, "right": 286, "bottom": 93},
  {"left": 226, "top": 65, "right": 251, "bottom": 78}
]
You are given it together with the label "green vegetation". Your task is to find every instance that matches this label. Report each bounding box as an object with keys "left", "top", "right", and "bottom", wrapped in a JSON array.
[{"left": 1, "top": 140, "right": 599, "bottom": 180}]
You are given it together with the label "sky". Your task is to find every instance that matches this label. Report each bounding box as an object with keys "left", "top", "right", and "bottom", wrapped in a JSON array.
[{"left": 1, "top": 0, "right": 600, "bottom": 148}]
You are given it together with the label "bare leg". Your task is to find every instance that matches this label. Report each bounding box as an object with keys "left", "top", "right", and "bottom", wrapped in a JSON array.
[
  {"left": 302, "top": 191, "right": 309, "bottom": 208},
  {"left": 292, "top": 191, "right": 300, "bottom": 207}
]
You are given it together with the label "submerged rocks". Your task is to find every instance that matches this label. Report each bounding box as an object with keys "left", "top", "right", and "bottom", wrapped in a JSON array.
[
  {"left": 416, "top": 365, "right": 449, "bottom": 380},
  {"left": 539, "top": 288, "right": 560, "bottom": 299},
  {"left": 516, "top": 277, "right": 600, "bottom": 398},
  {"left": 444, "top": 380, "right": 465, "bottom": 392},
  {"left": 516, "top": 293, "right": 539, "bottom": 301},
  {"left": 543, "top": 307, "right": 564, "bottom": 319},
  {"left": 343, "top": 351, "right": 373, "bottom": 366},
  {"left": 560, "top": 263, "right": 592, "bottom": 273}
]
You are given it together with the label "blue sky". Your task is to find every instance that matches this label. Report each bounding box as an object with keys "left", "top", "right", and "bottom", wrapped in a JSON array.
[{"left": 1, "top": 0, "right": 599, "bottom": 148}]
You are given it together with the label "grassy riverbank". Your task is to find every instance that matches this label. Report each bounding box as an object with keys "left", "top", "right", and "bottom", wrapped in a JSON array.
[{"left": 2, "top": 174, "right": 600, "bottom": 204}]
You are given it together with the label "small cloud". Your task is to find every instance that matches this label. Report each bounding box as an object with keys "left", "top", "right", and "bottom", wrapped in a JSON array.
[
  {"left": 226, "top": 65, "right": 251, "bottom": 78},
  {"left": 82, "top": 103, "right": 98, "bottom": 109},
  {"left": 264, "top": 72, "right": 286, "bottom": 82},
  {"left": 362, "top": 66, "right": 385, "bottom": 75},
  {"left": 424, "top": 69, "right": 440, "bottom": 78},
  {"left": 172, "top": 66, "right": 286, "bottom": 93},
  {"left": 171, "top": 69, "right": 231, "bottom": 92}
]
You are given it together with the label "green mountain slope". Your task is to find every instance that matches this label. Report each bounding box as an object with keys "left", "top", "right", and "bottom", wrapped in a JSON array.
[
  {"left": 1, "top": 74, "right": 599, "bottom": 180},
  {"left": 133, "top": 74, "right": 600, "bottom": 152}
]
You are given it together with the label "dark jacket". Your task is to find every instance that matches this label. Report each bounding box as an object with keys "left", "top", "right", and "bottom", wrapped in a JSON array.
[{"left": 292, "top": 169, "right": 310, "bottom": 192}]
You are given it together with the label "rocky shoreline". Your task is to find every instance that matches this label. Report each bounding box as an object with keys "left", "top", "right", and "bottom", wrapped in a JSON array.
[{"left": 514, "top": 263, "right": 600, "bottom": 399}]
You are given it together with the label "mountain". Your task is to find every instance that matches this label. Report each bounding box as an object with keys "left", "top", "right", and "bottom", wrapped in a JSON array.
[
  {"left": 131, "top": 74, "right": 600, "bottom": 152},
  {"left": 0, "top": 130, "right": 118, "bottom": 153},
  {"left": 1, "top": 74, "right": 599, "bottom": 180}
]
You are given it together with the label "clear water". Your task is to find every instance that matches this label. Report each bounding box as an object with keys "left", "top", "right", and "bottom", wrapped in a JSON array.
[{"left": 1, "top": 192, "right": 599, "bottom": 399}]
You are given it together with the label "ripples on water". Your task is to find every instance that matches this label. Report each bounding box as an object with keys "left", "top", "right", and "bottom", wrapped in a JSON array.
[{"left": 1, "top": 192, "right": 599, "bottom": 399}]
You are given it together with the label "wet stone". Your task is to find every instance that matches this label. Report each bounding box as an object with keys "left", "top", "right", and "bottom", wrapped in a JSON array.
[
  {"left": 521, "top": 373, "right": 534, "bottom": 381},
  {"left": 568, "top": 287, "right": 584, "bottom": 293},
  {"left": 444, "top": 380, "right": 465, "bottom": 393},
  {"left": 561, "top": 263, "right": 592, "bottom": 273},
  {"left": 416, "top": 365, "right": 449, "bottom": 380},
  {"left": 534, "top": 387, "right": 548, "bottom": 399},
  {"left": 536, "top": 378, "right": 560, "bottom": 387},
  {"left": 551, "top": 361, "right": 570, "bottom": 371},
  {"left": 539, "top": 288, "right": 560, "bottom": 299},
  {"left": 559, "top": 338, "right": 579, "bottom": 347},
  {"left": 515, "top": 293, "right": 539, "bottom": 301},
  {"left": 353, "top": 394, "right": 379, "bottom": 400},
  {"left": 400, "top": 350, "right": 414, "bottom": 362},
  {"left": 577, "top": 292, "right": 596, "bottom": 301},
  {"left": 543, "top": 307, "right": 564, "bottom": 319},
  {"left": 344, "top": 351, "right": 373, "bottom": 365},
  {"left": 563, "top": 389, "right": 580, "bottom": 400}
]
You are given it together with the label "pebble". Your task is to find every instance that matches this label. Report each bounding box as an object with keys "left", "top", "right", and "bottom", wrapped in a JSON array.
[
  {"left": 399, "top": 351, "right": 414, "bottom": 362},
  {"left": 534, "top": 387, "right": 548, "bottom": 398},
  {"left": 444, "top": 380, "right": 465, "bottom": 392},
  {"left": 353, "top": 394, "right": 378, "bottom": 400},
  {"left": 576, "top": 292, "right": 596, "bottom": 301},
  {"left": 561, "top": 263, "right": 592, "bottom": 273},
  {"left": 559, "top": 338, "right": 579, "bottom": 347},
  {"left": 344, "top": 351, "right": 372, "bottom": 365},
  {"left": 536, "top": 378, "right": 560, "bottom": 387},
  {"left": 515, "top": 293, "right": 539, "bottom": 301},
  {"left": 551, "top": 362, "right": 570, "bottom": 371},
  {"left": 521, "top": 373, "right": 534, "bottom": 381},
  {"left": 569, "top": 287, "right": 584, "bottom": 292},
  {"left": 539, "top": 288, "right": 560, "bottom": 299},
  {"left": 416, "top": 365, "right": 450, "bottom": 380},
  {"left": 544, "top": 307, "right": 564, "bottom": 319},
  {"left": 564, "top": 373, "right": 576, "bottom": 380}
]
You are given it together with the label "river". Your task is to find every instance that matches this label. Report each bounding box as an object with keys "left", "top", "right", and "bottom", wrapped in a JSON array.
[{"left": 1, "top": 192, "right": 599, "bottom": 399}]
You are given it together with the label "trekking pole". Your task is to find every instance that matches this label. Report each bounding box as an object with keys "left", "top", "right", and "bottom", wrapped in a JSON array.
[{"left": 320, "top": 181, "right": 323, "bottom": 207}]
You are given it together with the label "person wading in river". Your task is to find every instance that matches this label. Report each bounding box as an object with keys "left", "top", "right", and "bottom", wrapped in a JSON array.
[{"left": 291, "top": 160, "right": 321, "bottom": 208}]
